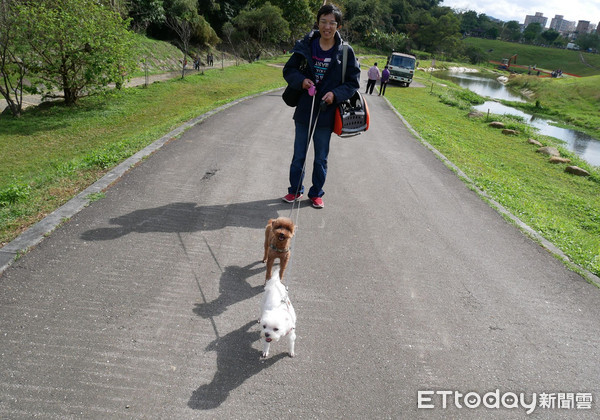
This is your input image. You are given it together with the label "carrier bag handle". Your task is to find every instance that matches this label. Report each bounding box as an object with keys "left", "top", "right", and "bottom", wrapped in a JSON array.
[{"left": 341, "top": 42, "right": 348, "bottom": 82}]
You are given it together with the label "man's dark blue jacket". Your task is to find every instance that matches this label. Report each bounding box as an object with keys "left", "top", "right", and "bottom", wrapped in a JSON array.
[{"left": 283, "top": 30, "right": 361, "bottom": 129}]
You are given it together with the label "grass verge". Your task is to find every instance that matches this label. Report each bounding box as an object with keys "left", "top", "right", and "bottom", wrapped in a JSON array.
[
  {"left": 0, "top": 61, "right": 285, "bottom": 245},
  {"left": 386, "top": 72, "right": 600, "bottom": 279}
]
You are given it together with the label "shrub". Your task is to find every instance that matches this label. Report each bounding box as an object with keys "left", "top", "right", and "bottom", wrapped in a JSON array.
[{"left": 0, "top": 184, "right": 31, "bottom": 206}]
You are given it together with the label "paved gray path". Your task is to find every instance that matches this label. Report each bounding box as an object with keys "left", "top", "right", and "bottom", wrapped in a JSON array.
[{"left": 2, "top": 79, "right": 600, "bottom": 419}]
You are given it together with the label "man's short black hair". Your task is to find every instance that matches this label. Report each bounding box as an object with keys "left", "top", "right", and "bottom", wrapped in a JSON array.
[{"left": 317, "top": 3, "right": 342, "bottom": 27}]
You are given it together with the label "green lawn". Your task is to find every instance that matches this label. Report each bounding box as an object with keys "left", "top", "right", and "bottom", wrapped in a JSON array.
[{"left": 464, "top": 37, "right": 600, "bottom": 77}]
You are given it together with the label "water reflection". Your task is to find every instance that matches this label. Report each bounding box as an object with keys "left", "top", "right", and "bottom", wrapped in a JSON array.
[
  {"left": 436, "top": 71, "right": 526, "bottom": 102},
  {"left": 474, "top": 101, "right": 600, "bottom": 167},
  {"left": 435, "top": 70, "right": 600, "bottom": 167}
]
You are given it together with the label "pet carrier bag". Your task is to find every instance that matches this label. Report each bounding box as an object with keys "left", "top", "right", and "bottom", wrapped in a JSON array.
[
  {"left": 333, "top": 91, "right": 370, "bottom": 137},
  {"left": 333, "top": 43, "right": 370, "bottom": 137}
]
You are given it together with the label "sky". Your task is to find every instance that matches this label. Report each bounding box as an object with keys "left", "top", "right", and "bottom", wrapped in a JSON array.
[{"left": 440, "top": 0, "right": 600, "bottom": 28}]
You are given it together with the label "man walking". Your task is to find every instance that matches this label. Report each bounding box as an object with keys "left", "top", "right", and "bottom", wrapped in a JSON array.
[
  {"left": 379, "top": 65, "right": 390, "bottom": 96},
  {"left": 366, "top": 62, "right": 380, "bottom": 95}
]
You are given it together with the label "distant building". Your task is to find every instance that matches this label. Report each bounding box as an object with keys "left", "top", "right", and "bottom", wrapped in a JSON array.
[
  {"left": 563, "top": 20, "right": 577, "bottom": 33},
  {"left": 524, "top": 12, "right": 548, "bottom": 29},
  {"left": 576, "top": 20, "right": 590, "bottom": 34},
  {"left": 549, "top": 15, "right": 576, "bottom": 35},
  {"left": 549, "top": 14, "right": 563, "bottom": 30}
]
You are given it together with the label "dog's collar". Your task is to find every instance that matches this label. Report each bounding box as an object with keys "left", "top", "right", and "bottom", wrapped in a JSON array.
[{"left": 270, "top": 243, "right": 290, "bottom": 253}]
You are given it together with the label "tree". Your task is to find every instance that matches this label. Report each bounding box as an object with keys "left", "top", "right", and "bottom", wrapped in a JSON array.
[
  {"left": 222, "top": 21, "right": 240, "bottom": 64},
  {"left": 344, "top": 0, "right": 390, "bottom": 42},
  {"left": 540, "top": 29, "right": 560, "bottom": 45},
  {"left": 364, "top": 28, "right": 409, "bottom": 51},
  {"left": 16, "top": 0, "right": 137, "bottom": 106},
  {"left": 233, "top": 2, "right": 289, "bottom": 49},
  {"left": 501, "top": 20, "right": 521, "bottom": 42},
  {"left": 129, "top": 0, "right": 166, "bottom": 32},
  {"left": 249, "top": 0, "right": 313, "bottom": 42},
  {"left": 471, "top": 13, "right": 499, "bottom": 39},
  {"left": 195, "top": 14, "right": 220, "bottom": 46},
  {"left": 165, "top": 13, "right": 194, "bottom": 78},
  {"left": 164, "top": 0, "right": 220, "bottom": 77},
  {"left": 102, "top": 0, "right": 130, "bottom": 18},
  {"left": 199, "top": 0, "right": 244, "bottom": 35},
  {"left": 483, "top": 25, "right": 498, "bottom": 40},
  {"left": 387, "top": 0, "right": 412, "bottom": 28},
  {"left": 224, "top": 2, "right": 287, "bottom": 63},
  {"left": 435, "top": 11, "right": 461, "bottom": 54},
  {"left": 410, "top": 7, "right": 460, "bottom": 56},
  {"left": 575, "top": 32, "right": 600, "bottom": 52},
  {"left": 463, "top": 45, "right": 486, "bottom": 64},
  {"left": 165, "top": 0, "right": 197, "bottom": 78},
  {"left": 522, "top": 22, "right": 542, "bottom": 44},
  {"left": 0, "top": 0, "right": 27, "bottom": 116},
  {"left": 459, "top": 10, "right": 478, "bottom": 35}
]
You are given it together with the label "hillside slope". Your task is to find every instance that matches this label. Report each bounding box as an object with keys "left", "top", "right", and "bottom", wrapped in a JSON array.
[
  {"left": 464, "top": 38, "right": 600, "bottom": 77},
  {"left": 506, "top": 74, "right": 600, "bottom": 131}
]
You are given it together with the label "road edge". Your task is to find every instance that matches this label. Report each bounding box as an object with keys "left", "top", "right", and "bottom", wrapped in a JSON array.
[{"left": 381, "top": 95, "right": 600, "bottom": 287}]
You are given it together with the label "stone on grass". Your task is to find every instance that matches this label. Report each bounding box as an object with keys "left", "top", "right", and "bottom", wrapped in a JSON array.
[
  {"left": 528, "top": 138, "right": 543, "bottom": 147},
  {"left": 489, "top": 121, "right": 505, "bottom": 128},
  {"left": 565, "top": 166, "right": 590, "bottom": 177},
  {"left": 549, "top": 156, "right": 571, "bottom": 164},
  {"left": 536, "top": 146, "right": 560, "bottom": 157},
  {"left": 468, "top": 111, "right": 483, "bottom": 118},
  {"left": 502, "top": 129, "right": 519, "bottom": 135}
]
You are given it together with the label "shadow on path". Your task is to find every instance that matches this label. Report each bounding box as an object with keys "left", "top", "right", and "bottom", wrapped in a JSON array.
[
  {"left": 193, "top": 261, "right": 264, "bottom": 319},
  {"left": 188, "top": 320, "right": 286, "bottom": 410},
  {"left": 80, "top": 199, "right": 293, "bottom": 241}
]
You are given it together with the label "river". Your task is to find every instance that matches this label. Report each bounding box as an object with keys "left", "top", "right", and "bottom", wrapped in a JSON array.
[{"left": 433, "top": 70, "right": 600, "bottom": 167}]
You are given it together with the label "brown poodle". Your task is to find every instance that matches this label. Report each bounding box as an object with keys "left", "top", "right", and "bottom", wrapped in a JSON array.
[{"left": 262, "top": 217, "right": 295, "bottom": 283}]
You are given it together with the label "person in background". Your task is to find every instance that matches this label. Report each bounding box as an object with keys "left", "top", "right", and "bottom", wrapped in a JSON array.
[
  {"left": 366, "top": 62, "right": 380, "bottom": 95},
  {"left": 379, "top": 65, "right": 390, "bottom": 96}
]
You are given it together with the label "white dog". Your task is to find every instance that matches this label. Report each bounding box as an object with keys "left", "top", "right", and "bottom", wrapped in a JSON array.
[{"left": 259, "top": 270, "right": 296, "bottom": 358}]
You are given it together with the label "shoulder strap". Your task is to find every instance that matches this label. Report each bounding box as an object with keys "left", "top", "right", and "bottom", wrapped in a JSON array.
[{"left": 341, "top": 43, "right": 348, "bottom": 83}]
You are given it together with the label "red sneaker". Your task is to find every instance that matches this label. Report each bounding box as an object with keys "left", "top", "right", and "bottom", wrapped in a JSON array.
[
  {"left": 282, "top": 193, "right": 303, "bottom": 203},
  {"left": 310, "top": 196, "right": 324, "bottom": 209}
]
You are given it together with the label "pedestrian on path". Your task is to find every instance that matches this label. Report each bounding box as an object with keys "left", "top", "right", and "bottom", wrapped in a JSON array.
[
  {"left": 366, "top": 62, "right": 380, "bottom": 95},
  {"left": 379, "top": 65, "right": 390, "bottom": 96},
  {"left": 281, "top": 3, "right": 360, "bottom": 209}
]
